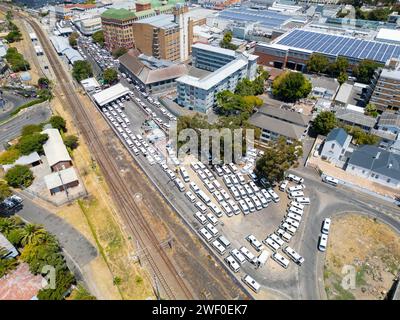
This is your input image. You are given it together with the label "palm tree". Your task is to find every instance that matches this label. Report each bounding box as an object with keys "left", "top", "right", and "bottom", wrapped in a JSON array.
[
  {"left": 0, "top": 218, "right": 16, "bottom": 236},
  {"left": 21, "top": 224, "right": 47, "bottom": 246}
]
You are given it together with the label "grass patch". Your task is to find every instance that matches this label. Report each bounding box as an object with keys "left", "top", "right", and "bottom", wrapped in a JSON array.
[
  {"left": 380, "top": 254, "right": 400, "bottom": 275},
  {"left": 356, "top": 264, "right": 368, "bottom": 286},
  {"left": 332, "top": 281, "right": 356, "bottom": 300}
]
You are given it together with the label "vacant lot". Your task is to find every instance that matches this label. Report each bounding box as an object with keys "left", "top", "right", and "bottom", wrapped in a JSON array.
[{"left": 324, "top": 214, "right": 400, "bottom": 300}]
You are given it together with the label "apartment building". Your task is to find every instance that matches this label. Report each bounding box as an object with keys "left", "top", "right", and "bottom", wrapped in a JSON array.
[
  {"left": 176, "top": 43, "right": 258, "bottom": 113},
  {"left": 133, "top": 14, "right": 181, "bottom": 62},
  {"left": 101, "top": 9, "right": 137, "bottom": 51},
  {"left": 370, "top": 59, "right": 400, "bottom": 113}
]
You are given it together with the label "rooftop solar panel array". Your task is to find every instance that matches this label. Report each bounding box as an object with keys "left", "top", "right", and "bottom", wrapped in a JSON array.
[
  {"left": 218, "top": 7, "right": 289, "bottom": 29},
  {"left": 276, "top": 29, "right": 400, "bottom": 63}
]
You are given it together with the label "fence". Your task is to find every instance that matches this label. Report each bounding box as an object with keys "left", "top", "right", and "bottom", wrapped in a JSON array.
[{"left": 22, "top": 187, "right": 88, "bottom": 207}]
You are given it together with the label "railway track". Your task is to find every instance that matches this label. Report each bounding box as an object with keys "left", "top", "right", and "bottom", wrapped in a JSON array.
[{"left": 22, "top": 13, "right": 193, "bottom": 300}]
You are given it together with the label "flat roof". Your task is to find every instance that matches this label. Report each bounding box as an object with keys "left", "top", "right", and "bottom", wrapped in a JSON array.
[
  {"left": 42, "top": 128, "right": 72, "bottom": 168},
  {"left": 335, "top": 83, "right": 353, "bottom": 104},
  {"left": 275, "top": 29, "right": 400, "bottom": 63},
  {"left": 192, "top": 42, "right": 237, "bottom": 57},
  {"left": 176, "top": 58, "right": 247, "bottom": 90},
  {"left": 376, "top": 28, "right": 400, "bottom": 44},
  {"left": 101, "top": 8, "right": 136, "bottom": 20},
  {"left": 92, "top": 83, "right": 130, "bottom": 106},
  {"left": 80, "top": 77, "right": 100, "bottom": 89},
  {"left": 380, "top": 67, "right": 400, "bottom": 81},
  {"left": 135, "top": 14, "right": 177, "bottom": 29},
  {"left": 44, "top": 167, "right": 79, "bottom": 190}
]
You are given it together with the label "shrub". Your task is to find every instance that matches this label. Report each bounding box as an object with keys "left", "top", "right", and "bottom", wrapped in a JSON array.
[
  {"left": 5, "top": 165, "right": 34, "bottom": 188},
  {"left": 49, "top": 116, "right": 66, "bottom": 132}
]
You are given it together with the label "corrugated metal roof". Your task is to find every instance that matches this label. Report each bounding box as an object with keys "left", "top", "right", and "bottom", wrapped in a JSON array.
[
  {"left": 44, "top": 167, "right": 78, "bottom": 190},
  {"left": 326, "top": 128, "right": 348, "bottom": 146},
  {"left": 92, "top": 83, "right": 130, "bottom": 106},
  {"left": 42, "top": 128, "right": 71, "bottom": 168},
  {"left": 258, "top": 106, "right": 312, "bottom": 127},
  {"left": 336, "top": 109, "right": 377, "bottom": 128}
]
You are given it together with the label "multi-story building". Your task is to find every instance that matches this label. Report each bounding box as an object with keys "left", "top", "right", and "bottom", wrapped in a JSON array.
[
  {"left": 176, "top": 43, "right": 258, "bottom": 113},
  {"left": 101, "top": 8, "right": 137, "bottom": 51},
  {"left": 132, "top": 14, "right": 181, "bottom": 62},
  {"left": 73, "top": 14, "right": 102, "bottom": 36},
  {"left": 370, "top": 59, "right": 400, "bottom": 113}
]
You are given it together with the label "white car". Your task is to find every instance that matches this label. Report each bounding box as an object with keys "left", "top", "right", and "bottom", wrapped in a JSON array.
[
  {"left": 220, "top": 201, "right": 233, "bottom": 217},
  {"left": 227, "top": 199, "right": 241, "bottom": 215},
  {"left": 213, "top": 190, "right": 224, "bottom": 203},
  {"left": 246, "top": 234, "right": 263, "bottom": 252},
  {"left": 195, "top": 201, "right": 207, "bottom": 213}
]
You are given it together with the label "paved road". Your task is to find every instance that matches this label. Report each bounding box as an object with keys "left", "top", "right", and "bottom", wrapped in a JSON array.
[
  {"left": 293, "top": 167, "right": 400, "bottom": 300},
  {"left": 0, "top": 90, "right": 33, "bottom": 123},
  {"left": 13, "top": 192, "right": 98, "bottom": 271},
  {"left": 0, "top": 103, "right": 51, "bottom": 150}
]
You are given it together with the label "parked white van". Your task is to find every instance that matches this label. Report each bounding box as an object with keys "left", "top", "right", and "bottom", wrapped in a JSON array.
[
  {"left": 204, "top": 180, "right": 216, "bottom": 193},
  {"left": 281, "top": 222, "right": 297, "bottom": 235},
  {"left": 287, "top": 212, "right": 302, "bottom": 222},
  {"left": 264, "top": 237, "right": 280, "bottom": 251},
  {"left": 180, "top": 167, "right": 190, "bottom": 182},
  {"left": 231, "top": 248, "right": 246, "bottom": 265},
  {"left": 205, "top": 223, "right": 219, "bottom": 237},
  {"left": 279, "top": 180, "right": 289, "bottom": 192},
  {"left": 212, "top": 179, "right": 222, "bottom": 191},
  {"left": 208, "top": 202, "right": 223, "bottom": 218},
  {"left": 225, "top": 255, "right": 240, "bottom": 273},
  {"left": 251, "top": 195, "right": 262, "bottom": 211},
  {"left": 244, "top": 197, "right": 255, "bottom": 213},
  {"left": 275, "top": 228, "right": 292, "bottom": 242},
  {"left": 283, "top": 246, "right": 305, "bottom": 265},
  {"left": 319, "top": 234, "right": 328, "bottom": 251},
  {"left": 195, "top": 201, "right": 207, "bottom": 213},
  {"left": 287, "top": 173, "right": 304, "bottom": 184},
  {"left": 268, "top": 189, "right": 280, "bottom": 202},
  {"left": 223, "top": 175, "right": 232, "bottom": 187},
  {"left": 295, "top": 197, "right": 310, "bottom": 205},
  {"left": 285, "top": 217, "right": 300, "bottom": 229},
  {"left": 322, "top": 175, "right": 339, "bottom": 186},
  {"left": 256, "top": 192, "right": 268, "bottom": 208},
  {"left": 242, "top": 274, "right": 260, "bottom": 293},
  {"left": 287, "top": 206, "right": 304, "bottom": 216},
  {"left": 198, "top": 190, "right": 211, "bottom": 205},
  {"left": 214, "top": 166, "right": 224, "bottom": 177},
  {"left": 246, "top": 234, "right": 263, "bottom": 252},
  {"left": 220, "top": 201, "right": 233, "bottom": 217},
  {"left": 238, "top": 199, "right": 249, "bottom": 215},
  {"left": 194, "top": 211, "right": 207, "bottom": 225},
  {"left": 190, "top": 182, "right": 200, "bottom": 194},
  {"left": 255, "top": 250, "right": 270, "bottom": 268},
  {"left": 269, "top": 233, "right": 285, "bottom": 247},
  {"left": 199, "top": 227, "right": 213, "bottom": 242},
  {"left": 230, "top": 186, "right": 241, "bottom": 201},
  {"left": 213, "top": 191, "right": 224, "bottom": 203},
  {"left": 272, "top": 252, "right": 290, "bottom": 269},
  {"left": 322, "top": 218, "right": 331, "bottom": 235},
  {"left": 288, "top": 191, "right": 304, "bottom": 199},
  {"left": 237, "top": 185, "right": 247, "bottom": 198},
  {"left": 185, "top": 191, "right": 196, "bottom": 203},
  {"left": 287, "top": 185, "right": 304, "bottom": 193},
  {"left": 244, "top": 184, "right": 254, "bottom": 196},
  {"left": 290, "top": 201, "right": 304, "bottom": 211},
  {"left": 206, "top": 212, "right": 218, "bottom": 226},
  {"left": 237, "top": 174, "right": 246, "bottom": 185},
  {"left": 166, "top": 169, "right": 176, "bottom": 180},
  {"left": 212, "top": 240, "right": 226, "bottom": 255},
  {"left": 174, "top": 178, "right": 185, "bottom": 192},
  {"left": 217, "top": 235, "right": 231, "bottom": 248},
  {"left": 231, "top": 175, "right": 239, "bottom": 186},
  {"left": 227, "top": 199, "right": 240, "bottom": 215},
  {"left": 239, "top": 246, "right": 256, "bottom": 263}
]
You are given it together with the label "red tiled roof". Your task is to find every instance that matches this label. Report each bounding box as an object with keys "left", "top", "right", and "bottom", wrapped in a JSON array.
[{"left": 0, "top": 263, "right": 45, "bottom": 300}]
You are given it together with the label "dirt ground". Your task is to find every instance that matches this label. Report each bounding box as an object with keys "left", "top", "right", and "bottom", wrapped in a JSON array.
[{"left": 324, "top": 214, "right": 400, "bottom": 300}]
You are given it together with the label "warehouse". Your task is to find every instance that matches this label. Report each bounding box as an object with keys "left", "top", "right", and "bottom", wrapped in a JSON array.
[
  {"left": 42, "top": 128, "right": 72, "bottom": 172},
  {"left": 255, "top": 29, "right": 400, "bottom": 71},
  {"left": 92, "top": 83, "right": 130, "bottom": 107}
]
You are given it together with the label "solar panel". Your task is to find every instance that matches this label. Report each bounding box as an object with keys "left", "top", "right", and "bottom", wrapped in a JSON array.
[{"left": 275, "top": 30, "right": 400, "bottom": 63}]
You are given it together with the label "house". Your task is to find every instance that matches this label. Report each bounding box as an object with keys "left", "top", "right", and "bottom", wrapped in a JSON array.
[
  {"left": 2, "top": 152, "right": 42, "bottom": 171},
  {"left": 249, "top": 106, "right": 312, "bottom": 144},
  {"left": 42, "top": 128, "right": 72, "bottom": 172},
  {"left": 320, "top": 128, "right": 352, "bottom": 165},
  {"left": 44, "top": 167, "right": 79, "bottom": 195},
  {"left": 345, "top": 145, "right": 400, "bottom": 189},
  {"left": 376, "top": 112, "right": 400, "bottom": 136},
  {"left": 0, "top": 232, "right": 19, "bottom": 259},
  {"left": 335, "top": 106, "right": 377, "bottom": 132}
]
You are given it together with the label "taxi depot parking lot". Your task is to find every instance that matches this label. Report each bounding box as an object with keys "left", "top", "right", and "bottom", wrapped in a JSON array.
[{"left": 86, "top": 79, "right": 312, "bottom": 296}]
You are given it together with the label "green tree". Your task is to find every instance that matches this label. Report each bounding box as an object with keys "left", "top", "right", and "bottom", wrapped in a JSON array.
[
  {"left": 92, "top": 30, "right": 104, "bottom": 47},
  {"left": 112, "top": 47, "right": 128, "bottom": 58},
  {"left": 7, "top": 228, "right": 25, "bottom": 247},
  {"left": 364, "top": 103, "right": 378, "bottom": 117},
  {"left": 68, "top": 32, "right": 79, "bottom": 48},
  {"left": 328, "top": 57, "right": 349, "bottom": 77},
  {"left": 272, "top": 71, "right": 312, "bottom": 103},
  {"left": 0, "top": 249, "right": 18, "bottom": 278},
  {"left": 5, "top": 47, "right": 29, "bottom": 71},
  {"left": 307, "top": 53, "right": 330, "bottom": 74},
  {"left": 337, "top": 72, "right": 348, "bottom": 85},
  {"left": 70, "top": 283, "right": 97, "bottom": 300},
  {"left": 0, "top": 148, "right": 21, "bottom": 165},
  {"left": 312, "top": 111, "right": 337, "bottom": 135},
  {"left": 49, "top": 115, "right": 67, "bottom": 132},
  {"left": 63, "top": 135, "right": 79, "bottom": 150},
  {"left": 20, "top": 224, "right": 47, "bottom": 246},
  {"left": 5, "top": 165, "right": 34, "bottom": 188},
  {"left": 103, "top": 68, "right": 118, "bottom": 84},
  {"left": 255, "top": 137, "right": 303, "bottom": 184},
  {"left": 344, "top": 125, "right": 379, "bottom": 145},
  {"left": 0, "top": 181, "right": 12, "bottom": 202},
  {"left": 37, "top": 88, "right": 53, "bottom": 101},
  {"left": 72, "top": 60, "right": 93, "bottom": 82},
  {"left": 6, "top": 10, "right": 13, "bottom": 22},
  {"left": 352, "top": 60, "right": 382, "bottom": 84},
  {"left": 37, "top": 269, "right": 75, "bottom": 300},
  {"left": 220, "top": 31, "right": 238, "bottom": 50},
  {"left": 21, "top": 124, "right": 43, "bottom": 136},
  {"left": 38, "top": 77, "right": 50, "bottom": 89},
  {"left": 16, "top": 133, "right": 49, "bottom": 155}
]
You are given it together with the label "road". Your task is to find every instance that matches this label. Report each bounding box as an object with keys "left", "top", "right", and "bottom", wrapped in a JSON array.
[
  {"left": 0, "top": 102, "right": 51, "bottom": 150},
  {"left": 293, "top": 167, "right": 400, "bottom": 300},
  {"left": 12, "top": 192, "right": 97, "bottom": 280},
  {"left": 0, "top": 90, "right": 34, "bottom": 123}
]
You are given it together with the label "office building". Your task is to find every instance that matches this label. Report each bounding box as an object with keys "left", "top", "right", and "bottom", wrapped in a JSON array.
[{"left": 176, "top": 43, "right": 258, "bottom": 113}]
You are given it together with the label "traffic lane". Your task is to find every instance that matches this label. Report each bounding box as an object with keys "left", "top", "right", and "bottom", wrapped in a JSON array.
[
  {"left": 0, "top": 103, "right": 51, "bottom": 150},
  {"left": 0, "top": 91, "right": 33, "bottom": 123},
  {"left": 15, "top": 193, "right": 98, "bottom": 267}
]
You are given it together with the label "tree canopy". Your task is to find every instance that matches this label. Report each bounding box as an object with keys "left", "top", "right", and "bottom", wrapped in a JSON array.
[
  {"left": 72, "top": 60, "right": 93, "bottom": 82},
  {"left": 49, "top": 115, "right": 67, "bottom": 132},
  {"left": 0, "top": 180, "right": 12, "bottom": 202},
  {"left": 272, "top": 71, "right": 311, "bottom": 103},
  {"left": 5, "top": 47, "right": 30, "bottom": 72},
  {"left": 103, "top": 68, "right": 118, "bottom": 84},
  {"left": 5, "top": 165, "right": 34, "bottom": 188},
  {"left": 312, "top": 111, "right": 337, "bottom": 135},
  {"left": 364, "top": 103, "right": 378, "bottom": 118},
  {"left": 63, "top": 135, "right": 79, "bottom": 150},
  {"left": 255, "top": 137, "right": 303, "bottom": 184},
  {"left": 112, "top": 47, "right": 128, "bottom": 58},
  {"left": 343, "top": 125, "right": 379, "bottom": 145},
  {"left": 16, "top": 133, "right": 48, "bottom": 155},
  {"left": 220, "top": 31, "right": 238, "bottom": 50},
  {"left": 352, "top": 60, "right": 382, "bottom": 84},
  {"left": 92, "top": 30, "right": 104, "bottom": 47},
  {"left": 307, "top": 53, "right": 330, "bottom": 74},
  {"left": 216, "top": 90, "right": 262, "bottom": 115},
  {"left": 68, "top": 32, "right": 79, "bottom": 48}
]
